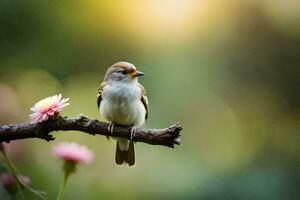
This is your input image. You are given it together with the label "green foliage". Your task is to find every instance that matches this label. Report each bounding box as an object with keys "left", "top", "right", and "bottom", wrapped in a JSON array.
[{"left": 0, "top": 0, "right": 299, "bottom": 199}]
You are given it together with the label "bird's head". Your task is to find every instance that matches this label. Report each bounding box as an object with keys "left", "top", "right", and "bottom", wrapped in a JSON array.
[{"left": 104, "top": 61, "right": 145, "bottom": 83}]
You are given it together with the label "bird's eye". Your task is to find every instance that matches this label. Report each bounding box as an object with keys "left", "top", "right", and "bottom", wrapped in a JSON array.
[{"left": 121, "top": 70, "right": 128, "bottom": 75}]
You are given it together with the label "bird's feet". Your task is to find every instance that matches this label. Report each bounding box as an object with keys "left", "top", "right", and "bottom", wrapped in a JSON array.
[
  {"left": 108, "top": 122, "right": 115, "bottom": 134},
  {"left": 130, "top": 126, "right": 137, "bottom": 140}
]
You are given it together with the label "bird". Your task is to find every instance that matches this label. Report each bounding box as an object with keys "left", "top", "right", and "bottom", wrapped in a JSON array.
[{"left": 97, "top": 61, "right": 148, "bottom": 166}]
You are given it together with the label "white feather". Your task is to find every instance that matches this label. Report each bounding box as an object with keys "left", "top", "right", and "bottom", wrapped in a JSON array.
[{"left": 100, "top": 81, "right": 146, "bottom": 150}]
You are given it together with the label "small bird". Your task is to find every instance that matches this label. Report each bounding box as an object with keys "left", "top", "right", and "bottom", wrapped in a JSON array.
[{"left": 97, "top": 61, "right": 148, "bottom": 166}]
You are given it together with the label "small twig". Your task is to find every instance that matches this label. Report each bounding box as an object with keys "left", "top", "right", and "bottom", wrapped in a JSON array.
[{"left": 0, "top": 115, "right": 182, "bottom": 148}]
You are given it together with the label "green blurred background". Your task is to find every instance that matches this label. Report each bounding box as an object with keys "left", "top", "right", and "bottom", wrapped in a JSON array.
[{"left": 0, "top": 0, "right": 300, "bottom": 199}]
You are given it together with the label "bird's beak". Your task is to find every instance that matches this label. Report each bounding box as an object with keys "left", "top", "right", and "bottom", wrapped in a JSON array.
[{"left": 132, "top": 70, "right": 145, "bottom": 77}]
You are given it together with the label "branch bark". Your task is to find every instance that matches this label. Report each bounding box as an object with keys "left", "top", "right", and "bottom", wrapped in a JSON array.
[{"left": 0, "top": 115, "right": 182, "bottom": 148}]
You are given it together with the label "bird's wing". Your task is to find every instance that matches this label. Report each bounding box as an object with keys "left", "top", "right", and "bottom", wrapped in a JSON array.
[
  {"left": 139, "top": 84, "right": 149, "bottom": 120},
  {"left": 97, "top": 81, "right": 107, "bottom": 109}
]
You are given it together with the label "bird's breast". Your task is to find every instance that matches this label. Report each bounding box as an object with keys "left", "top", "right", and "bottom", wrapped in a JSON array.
[{"left": 100, "top": 83, "right": 145, "bottom": 126}]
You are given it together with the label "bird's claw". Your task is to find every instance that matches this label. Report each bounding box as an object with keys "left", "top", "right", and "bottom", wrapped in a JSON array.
[
  {"left": 108, "top": 122, "right": 115, "bottom": 134},
  {"left": 130, "top": 126, "right": 137, "bottom": 140}
]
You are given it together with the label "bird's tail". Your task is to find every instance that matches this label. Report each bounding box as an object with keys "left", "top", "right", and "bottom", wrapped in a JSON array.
[{"left": 115, "top": 138, "right": 135, "bottom": 166}]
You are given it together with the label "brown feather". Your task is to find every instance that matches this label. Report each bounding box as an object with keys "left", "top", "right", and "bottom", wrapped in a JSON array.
[
  {"left": 97, "top": 81, "right": 110, "bottom": 140},
  {"left": 125, "top": 141, "right": 135, "bottom": 166},
  {"left": 104, "top": 62, "right": 136, "bottom": 81},
  {"left": 139, "top": 84, "right": 149, "bottom": 120},
  {"left": 97, "top": 81, "right": 107, "bottom": 109},
  {"left": 115, "top": 142, "right": 124, "bottom": 165},
  {"left": 115, "top": 141, "right": 135, "bottom": 166}
]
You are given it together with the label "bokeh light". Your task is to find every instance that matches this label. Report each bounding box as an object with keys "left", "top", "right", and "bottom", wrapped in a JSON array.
[{"left": 0, "top": 0, "right": 299, "bottom": 199}]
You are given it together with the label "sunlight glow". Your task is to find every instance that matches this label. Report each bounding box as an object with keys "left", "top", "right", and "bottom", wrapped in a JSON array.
[{"left": 127, "top": 0, "right": 204, "bottom": 43}]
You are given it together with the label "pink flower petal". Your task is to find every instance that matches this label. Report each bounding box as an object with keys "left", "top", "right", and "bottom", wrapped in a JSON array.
[
  {"left": 29, "top": 94, "right": 70, "bottom": 124},
  {"left": 47, "top": 110, "right": 55, "bottom": 116},
  {"left": 53, "top": 142, "right": 94, "bottom": 164},
  {"left": 41, "top": 113, "right": 49, "bottom": 121}
]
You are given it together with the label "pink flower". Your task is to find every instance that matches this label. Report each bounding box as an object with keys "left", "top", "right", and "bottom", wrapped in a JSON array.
[
  {"left": 53, "top": 142, "right": 94, "bottom": 164},
  {"left": 29, "top": 94, "right": 70, "bottom": 124},
  {"left": 0, "top": 173, "right": 31, "bottom": 193}
]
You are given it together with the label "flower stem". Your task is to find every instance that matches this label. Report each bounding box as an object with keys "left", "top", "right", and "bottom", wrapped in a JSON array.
[
  {"left": 1, "top": 152, "right": 25, "bottom": 200},
  {"left": 21, "top": 181, "right": 46, "bottom": 199},
  {"left": 57, "top": 171, "right": 70, "bottom": 200},
  {"left": 1, "top": 151, "right": 46, "bottom": 199}
]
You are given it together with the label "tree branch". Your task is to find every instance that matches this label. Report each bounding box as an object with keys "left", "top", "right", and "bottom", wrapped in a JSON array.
[{"left": 0, "top": 115, "right": 182, "bottom": 148}]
